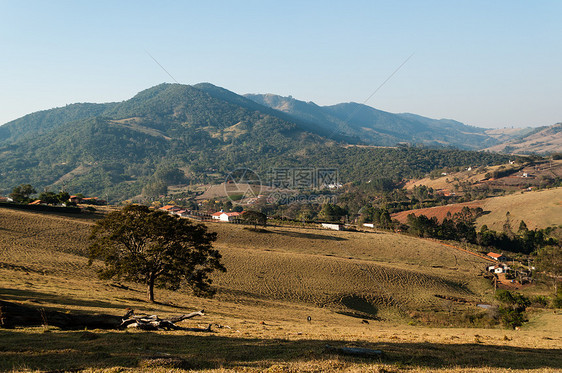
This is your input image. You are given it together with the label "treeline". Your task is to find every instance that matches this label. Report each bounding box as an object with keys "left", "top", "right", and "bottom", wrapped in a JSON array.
[
  {"left": 477, "top": 222, "right": 558, "bottom": 254},
  {"left": 406, "top": 207, "right": 482, "bottom": 243},
  {"left": 404, "top": 209, "right": 558, "bottom": 254}
]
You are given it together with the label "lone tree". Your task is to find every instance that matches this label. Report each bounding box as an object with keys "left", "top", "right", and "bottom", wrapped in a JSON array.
[
  {"left": 241, "top": 210, "right": 267, "bottom": 229},
  {"left": 88, "top": 205, "right": 225, "bottom": 302}
]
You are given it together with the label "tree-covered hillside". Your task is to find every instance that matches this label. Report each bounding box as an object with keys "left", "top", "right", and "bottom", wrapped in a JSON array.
[
  {"left": 245, "top": 93, "right": 497, "bottom": 149},
  {"left": 0, "top": 83, "right": 510, "bottom": 201}
]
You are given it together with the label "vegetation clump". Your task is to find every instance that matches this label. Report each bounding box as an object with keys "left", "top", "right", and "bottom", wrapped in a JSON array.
[
  {"left": 88, "top": 204, "right": 225, "bottom": 302},
  {"left": 496, "top": 290, "right": 530, "bottom": 329}
]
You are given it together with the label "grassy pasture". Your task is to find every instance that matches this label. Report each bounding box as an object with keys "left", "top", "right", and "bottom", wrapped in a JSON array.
[
  {"left": 1, "top": 207, "right": 561, "bottom": 372},
  {"left": 392, "top": 187, "right": 562, "bottom": 231}
]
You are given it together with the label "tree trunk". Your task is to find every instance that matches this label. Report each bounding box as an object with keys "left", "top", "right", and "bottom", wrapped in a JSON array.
[{"left": 147, "top": 275, "right": 155, "bottom": 303}]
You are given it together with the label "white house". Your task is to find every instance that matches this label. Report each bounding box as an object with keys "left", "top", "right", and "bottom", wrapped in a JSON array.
[
  {"left": 219, "top": 212, "right": 242, "bottom": 222},
  {"left": 363, "top": 223, "right": 375, "bottom": 228},
  {"left": 488, "top": 264, "right": 510, "bottom": 274}
]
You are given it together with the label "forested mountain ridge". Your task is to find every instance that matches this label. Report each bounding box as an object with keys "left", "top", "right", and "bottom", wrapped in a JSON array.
[
  {"left": 245, "top": 93, "right": 498, "bottom": 149},
  {"left": 0, "top": 83, "right": 511, "bottom": 201}
]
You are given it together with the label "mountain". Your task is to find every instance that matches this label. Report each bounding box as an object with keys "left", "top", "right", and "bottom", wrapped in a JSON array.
[
  {"left": 0, "top": 83, "right": 510, "bottom": 201},
  {"left": 484, "top": 123, "right": 562, "bottom": 155},
  {"left": 244, "top": 94, "right": 498, "bottom": 149}
]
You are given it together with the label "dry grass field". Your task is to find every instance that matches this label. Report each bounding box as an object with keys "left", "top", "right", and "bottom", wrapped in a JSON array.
[
  {"left": 392, "top": 187, "right": 562, "bottom": 231},
  {"left": 0, "top": 207, "right": 561, "bottom": 372}
]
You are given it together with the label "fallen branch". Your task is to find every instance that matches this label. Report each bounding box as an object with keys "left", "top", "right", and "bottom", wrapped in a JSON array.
[{"left": 119, "top": 309, "right": 210, "bottom": 331}]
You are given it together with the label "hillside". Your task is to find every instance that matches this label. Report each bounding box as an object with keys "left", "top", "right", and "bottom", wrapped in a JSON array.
[
  {"left": 406, "top": 159, "right": 562, "bottom": 194},
  {"left": 245, "top": 93, "right": 497, "bottom": 149},
  {"left": 0, "top": 207, "right": 491, "bottom": 319},
  {"left": 0, "top": 83, "right": 511, "bottom": 201},
  {"left": 392, "top": 187, "right": 562, "bottom": 231},
  {"left": 484, "top": 123, "right": 562, "bottom": 155},
  {"left": 1, "top": 207, "right": 561, "bottom": 371}
]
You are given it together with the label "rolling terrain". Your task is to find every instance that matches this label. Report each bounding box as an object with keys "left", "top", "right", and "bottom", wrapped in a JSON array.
[
  {"left": 245, "top": 93, "right": 497, "bottom": 149},
  {"left": 1, "top": 206, "right": 561, "bottom": 371},
  {"left": 392, "top": 187, "right": 562, "bottom": 231},
  {"left": 485, "top": 123, "right": 562, "bottom": 155},
  {"left": 0, "top": 83, "right": 513, "bottom": 201}
]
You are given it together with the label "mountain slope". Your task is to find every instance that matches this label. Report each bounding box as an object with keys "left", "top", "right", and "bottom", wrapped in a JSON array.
[
  {"left": 0, "top": 83, "right": 510, "bottom": 200},
  {"left": 484, "top": 123, "right": 562, "bottom": 155},
  {"left": 245, "top": 93, "right": 498, "bottom": 149},
  {"left": 0, "top": 83, "right": 327, "bottom": 198}
]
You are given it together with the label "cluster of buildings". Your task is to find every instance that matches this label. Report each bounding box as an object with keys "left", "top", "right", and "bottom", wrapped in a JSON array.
[
  {"left": 159, "top": 205, "right": 244, "bottom": 223},
  {"left": 487, "top": 252, "right": 509, "bottom": 273}
]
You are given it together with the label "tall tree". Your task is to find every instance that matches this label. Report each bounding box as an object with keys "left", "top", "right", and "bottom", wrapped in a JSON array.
[
  {"left": 9, "top": 184, "right": 36, "bottom": 203},
  {"left": 88, "top": 204, "right": 225, "bottom": 302}
]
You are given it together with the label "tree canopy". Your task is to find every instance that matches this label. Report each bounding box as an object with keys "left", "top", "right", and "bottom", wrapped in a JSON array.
[
  {"left": 241, "top": 210, "right": 267, "bottom": 229},
  {"left": 88, "top": 204, "right": 225, "bottom": 302},
  {"left": 9, "top": 184, "right": 36, "bottom": 203}
]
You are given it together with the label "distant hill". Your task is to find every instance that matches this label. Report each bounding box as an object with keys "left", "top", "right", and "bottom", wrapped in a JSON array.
[
  {"left": 245, "top": 93, "right": 498, "bottom": 149},
  {"left": 392, "top": 187, "right": 562, "bottom": 231},
  {"left": 0, "top": 83, "right": 510, "bottom": 200},
  {"left": 484, "top": 123, "right": 562, "bottom": 155}
]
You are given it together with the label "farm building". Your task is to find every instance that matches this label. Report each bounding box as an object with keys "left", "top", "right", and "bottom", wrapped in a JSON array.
[
  {"left": 488, "top": 264, "right": 510, "bottom": 274},
  {"left": 211, "top": 212, "right": 223, "bottom": 220},
  {"left": 487, "top": 252, "right": 507, "bottom": 261},
  {"left": 322, "top": 223, "right": 343, "bottom": 231},
  {"left": 363, "top": 223, "right": 375, "bottom": 228},
  {"left": 219, "top": 212, "right": 242, "bottom": 222}
]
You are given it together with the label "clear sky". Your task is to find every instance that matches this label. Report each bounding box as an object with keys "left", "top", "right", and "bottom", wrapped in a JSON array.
[{"left": 1, "top": 1, "right": 561, "bottom": 128}]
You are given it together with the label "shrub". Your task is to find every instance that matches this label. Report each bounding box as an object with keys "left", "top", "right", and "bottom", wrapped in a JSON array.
[
  {"left": 498, "top": 306, "right": 527, "bottom": 329},
  {"left": 530, "top": 295, "right": 549, "bottom": 308},
  {"left": 496, "top": 290, "right": 530, "bottom": 329}
]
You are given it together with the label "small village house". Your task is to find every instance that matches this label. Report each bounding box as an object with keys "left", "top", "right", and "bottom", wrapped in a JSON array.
[
  {"left": 487, "top": 252, "right": 507, "bottom": 262},
  {"left": 219, "top": 212, "right": 241, "bottom": 222}
]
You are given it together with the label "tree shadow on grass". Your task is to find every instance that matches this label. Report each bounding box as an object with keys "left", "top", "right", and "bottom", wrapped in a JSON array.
[
  {"left": 269, "top": 229, "right": 347, "bottom": 241},
  {"left": 0, "top": 287, "right": 125, "bottom": 310},
  {"left": 0, "top": 330, "right": 560, "bottom": 371}
]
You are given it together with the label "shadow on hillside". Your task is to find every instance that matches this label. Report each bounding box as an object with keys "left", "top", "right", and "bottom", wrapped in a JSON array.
[
  {"left": 0, "top": 330, "right": 560, "bottom": 371},
  {"left": 0, "top": 287, "right": 125, "bottom": 311},
  {"left": 269, "top": 229, "right": 347, "bottom": 241}
]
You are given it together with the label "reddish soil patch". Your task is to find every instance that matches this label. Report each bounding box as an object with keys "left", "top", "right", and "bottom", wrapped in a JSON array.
[{"left": 392, "top": 201, "right": 485, "bottom": 224}]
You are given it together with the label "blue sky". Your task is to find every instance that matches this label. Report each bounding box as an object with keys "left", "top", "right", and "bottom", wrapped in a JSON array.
[{"left": 1, "top": 1, "right": 561, "bottom": 128}]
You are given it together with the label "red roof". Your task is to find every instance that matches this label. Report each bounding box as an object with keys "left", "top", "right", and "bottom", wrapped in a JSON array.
[
  {"left": 487, "top": 252, "right": 504, "bottom": 259},
  {"left": 211, "top": 212, "right": 223, "bottom": 216},
  {"left": 225, "top": 212, "right": 241, "bottom": 216},
  {"left": 160, "top": 205, "right": 175, "bottom": 210}
]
